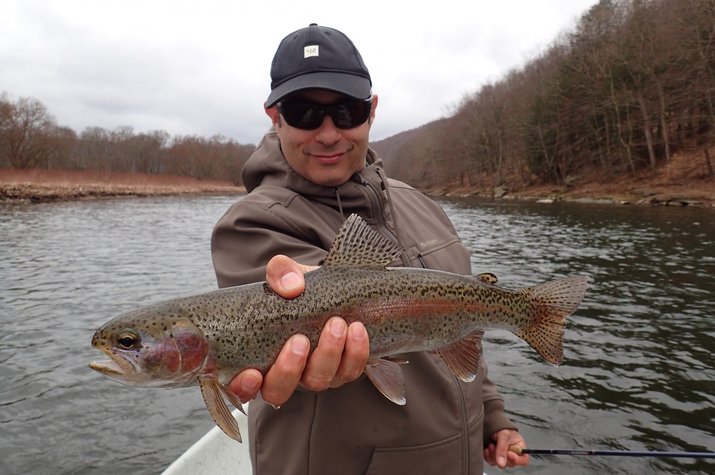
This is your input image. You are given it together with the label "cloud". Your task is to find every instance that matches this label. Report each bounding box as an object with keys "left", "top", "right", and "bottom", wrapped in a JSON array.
[{"left": 1, "top": 0, "right": 597, "bottom": 143}]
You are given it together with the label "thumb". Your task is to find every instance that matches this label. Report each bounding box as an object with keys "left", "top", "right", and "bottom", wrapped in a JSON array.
[{"left": 266, "top": 255, "right": 316, "bottom": 298}]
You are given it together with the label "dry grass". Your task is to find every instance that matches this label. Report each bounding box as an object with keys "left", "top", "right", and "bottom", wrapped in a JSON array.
[
  {"left": 2, "top": 157, "right": 712, "bottom": 207},
  {"left": 0, "top": 169, "right": 244, "bottom": 202}
]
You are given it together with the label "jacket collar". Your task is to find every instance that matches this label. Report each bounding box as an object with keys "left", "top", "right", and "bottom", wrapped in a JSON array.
[{"left": 241, "top": 128, "right": 387, "bottom": 221}]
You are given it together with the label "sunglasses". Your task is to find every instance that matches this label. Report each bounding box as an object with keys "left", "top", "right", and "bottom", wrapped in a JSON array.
[{"left": 277, "top": 98, "right": 372, "bottom": 130}]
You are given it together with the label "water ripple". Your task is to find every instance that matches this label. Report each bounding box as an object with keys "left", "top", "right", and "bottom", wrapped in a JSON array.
[
  {"left": 443, "top": 198, "right": 715, "bottom": 474},
  {"left": 1, "top": 195, "right": 713, "bottom": 474}
]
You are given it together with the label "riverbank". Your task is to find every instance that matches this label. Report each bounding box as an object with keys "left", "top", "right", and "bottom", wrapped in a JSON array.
[
  {"left": 0, "top": 169, "right": 245, "bottom": 203},
  {"left": 427, "top": 155, "right": 715, "bottom": 208},
  {"left": 1, "top": 166, "right": 712, "bottom": 208},
  {"left": 430, "top": 175, "right": 715, "bottom": 208}
]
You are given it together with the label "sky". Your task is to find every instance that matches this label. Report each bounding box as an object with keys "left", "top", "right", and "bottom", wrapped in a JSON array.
[{"left": 1, "top": 0, "right": 597, "bottom": 144}]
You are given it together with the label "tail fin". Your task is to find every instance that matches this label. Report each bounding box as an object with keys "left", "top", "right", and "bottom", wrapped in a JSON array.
[{"left": 514, "top": 275, "right": 589, "bottom": 365}]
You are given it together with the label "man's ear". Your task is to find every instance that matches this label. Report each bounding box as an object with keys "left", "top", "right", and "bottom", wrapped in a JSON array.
[
  {"left": 368, "top": 94, "right": 379, "bottom": 125},
  {"left": 265, "top": 106, "right": 280, "bottom": 126}
]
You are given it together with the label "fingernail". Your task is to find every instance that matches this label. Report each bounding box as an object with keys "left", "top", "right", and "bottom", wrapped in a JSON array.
[
  {"left": 280, "top": 271, "right": 301, "bottom": 291},
  {"left": 330, "top": 318, "right": 346, "bottom": 338},
  {"left": 498, "top": 456, "right": 506, "bottom": 466},
  {"left": 349, "top": 322, "right": 366, "bottom": 341},
  {"left": 290, "top": 335, "right": 309, "bottom": 356}
]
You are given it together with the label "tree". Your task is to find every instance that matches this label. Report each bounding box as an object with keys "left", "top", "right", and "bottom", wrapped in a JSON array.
[
  {"left": 386, "top": 0, "right": 715, "bottom": 190},
  {"left": 165, "top": 135, "right": 254, "bottom": 183},
  {"left": 75, "top": 127, "right": 113, "bottom": 171},
  {"left": 0, "top": 94, "right": 59, "bottom": 169}
]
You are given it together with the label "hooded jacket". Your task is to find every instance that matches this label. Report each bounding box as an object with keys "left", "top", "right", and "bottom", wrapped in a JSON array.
[{"left": 211, "top": 129, "right": 517, "bottom": 474}]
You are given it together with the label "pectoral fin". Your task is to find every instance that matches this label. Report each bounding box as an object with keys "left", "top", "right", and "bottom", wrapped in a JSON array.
[
  {"left": 219, "top": 384, "right": 247, "bottom": 416},
  {"left": 364, "top": 358, "right": 407, "bottom": 405},
  {"left": 435, "top": 330, "right": 484, "bottom": 382},
  {"left": 198, "top": 377, "right": 242, "bottom": 442}
]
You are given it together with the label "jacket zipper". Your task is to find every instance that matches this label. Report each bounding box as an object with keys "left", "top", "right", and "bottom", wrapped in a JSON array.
[
  {"left": 360, "top": 175, "right": 411, "bottom": 267},
  {"left": 455, "top": 377, "right": 470, "bottom": 474},
  {"left": 363, "top": 170, "right": 470, "bottom": 471},
  {"left": 417, "top": 255, "right": 427, "bottom": 268}
]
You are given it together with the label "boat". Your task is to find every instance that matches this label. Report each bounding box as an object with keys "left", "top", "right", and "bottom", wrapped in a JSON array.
[{"left": 162, "top": 408, "right": 251, "bottom": 475}]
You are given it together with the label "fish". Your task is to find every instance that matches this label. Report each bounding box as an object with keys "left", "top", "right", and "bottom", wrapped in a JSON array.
[{"left": 90, "top": 213, "right": 588, "bottom": 442}]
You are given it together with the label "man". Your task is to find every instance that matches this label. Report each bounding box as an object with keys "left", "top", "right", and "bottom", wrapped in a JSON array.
[{"left": 211, "top": 23, "right": 528, "bottom": 474}]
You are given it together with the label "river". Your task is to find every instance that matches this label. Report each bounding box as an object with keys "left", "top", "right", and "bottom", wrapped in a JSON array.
[{"left": 0, "top": 195, "right": 713, "bottom": 474}]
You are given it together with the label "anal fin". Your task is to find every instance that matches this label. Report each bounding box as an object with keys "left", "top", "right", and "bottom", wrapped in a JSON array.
[
  {"left": 364, "top": 358, "right": 407, "bottom": 405},
  {"left": 435, "top": 330, "right": 484, "bottom": 382},
  {"left": 199, "top": 377, "right": 242, "bottom": 442}
]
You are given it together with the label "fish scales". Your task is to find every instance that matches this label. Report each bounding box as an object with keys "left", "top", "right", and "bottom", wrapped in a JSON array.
[
  {"left": 90, "top": 213, "right": 588, "bottom": 442},
  {"left": 183, "top": 268, "right": 528, "bottom": 371}
]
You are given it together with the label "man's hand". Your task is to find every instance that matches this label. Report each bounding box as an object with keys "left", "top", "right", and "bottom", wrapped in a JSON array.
[
  {"left": 484, "top": 429, "right": 529, "bottom": 469},
  {"left": 228, "top": 255, "right": 370, "bottom": 407}
]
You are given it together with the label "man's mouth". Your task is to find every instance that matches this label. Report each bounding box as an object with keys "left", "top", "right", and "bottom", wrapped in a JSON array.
[{"left": 311, "top": 152, "right": 345, "bottom": 164}]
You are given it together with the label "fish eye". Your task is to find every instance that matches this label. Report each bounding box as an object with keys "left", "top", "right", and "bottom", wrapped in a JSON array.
[{"left": 117, "top": 332, "right": 140, "bottom": 350}]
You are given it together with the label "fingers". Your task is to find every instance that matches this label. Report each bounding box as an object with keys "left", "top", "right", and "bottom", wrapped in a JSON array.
[
  {"left": 483, "top": 436, "right": 500, "bottom": 467},
  {"left": 506, "top": 448, "right": 529, "bottom": 468},
  {"left": 229, "top": 318, "right": 369, "bottom": 408},
  {"left": 300, "top": 317, "right": 346, "bottom": 391},
  {"left": 301, "top": 318, "right": 370, "bottom": 391},
  {"left": 493, "top": 430, "right": 510, "bottom": 468},
  {"left": 333, "top": 322, "right": 370, "bottom": 386},
  {"left": 227, "top": 368, "right": 263, "bottom": 403},
  {"left": 484, "top": 430, "right": 529, "bottom": 468},
  {"left": 265, "top": 254, "right": 318, "bottom": 299},
  {"left": 260, "top": 334, "right": 311, "bottom": 407}
]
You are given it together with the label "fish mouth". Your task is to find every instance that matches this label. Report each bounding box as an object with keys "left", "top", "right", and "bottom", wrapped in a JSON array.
[{"left": 89, "top": 352, "right": 137, "bottom": 379}]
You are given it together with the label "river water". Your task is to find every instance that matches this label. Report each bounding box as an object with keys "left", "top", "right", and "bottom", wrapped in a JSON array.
[{"left": 0, "top": 195, "right": 713, "bottom": 474}]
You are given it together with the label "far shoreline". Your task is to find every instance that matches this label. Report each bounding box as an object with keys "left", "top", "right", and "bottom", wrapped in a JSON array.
[
  {"left": 1, "top": 167, "right": 713, "bottom": 209},
  {"left": 0, "top": 169, "right": 245, "bottom": 203},
  {"left": 424, "top": 173, "right": 715, "bottom": 209}
]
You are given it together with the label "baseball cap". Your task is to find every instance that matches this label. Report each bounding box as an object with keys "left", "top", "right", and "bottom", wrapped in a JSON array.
[{"left": 265, "top": 23, "right": 372, "bottom": 107}]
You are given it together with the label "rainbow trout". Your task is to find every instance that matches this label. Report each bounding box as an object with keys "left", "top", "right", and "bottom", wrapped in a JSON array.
[{"left": 90, "top": 214, "right": 588, "bottom": 442}]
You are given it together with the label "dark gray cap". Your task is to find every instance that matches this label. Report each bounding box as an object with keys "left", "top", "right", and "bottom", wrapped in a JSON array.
[{"left": 265, "top": 24, "right": 372, "bottom": 107}]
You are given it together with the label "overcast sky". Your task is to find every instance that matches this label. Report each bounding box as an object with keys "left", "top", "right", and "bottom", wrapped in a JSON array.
[{"left": 2, "top": 0, "right": 597, "bottom": 144}]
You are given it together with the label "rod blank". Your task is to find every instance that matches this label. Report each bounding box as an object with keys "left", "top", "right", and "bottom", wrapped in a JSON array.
[{"left": 509, "top": 445, "right": 715, "bottom": 459}]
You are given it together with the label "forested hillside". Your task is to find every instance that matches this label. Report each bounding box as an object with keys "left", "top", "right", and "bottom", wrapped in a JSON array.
[
  {"left": 383, "top": 0, "right": 714, "bottom": 191},
  {"left": 3, "top": 0, "right": 713, "bottom": 194}
]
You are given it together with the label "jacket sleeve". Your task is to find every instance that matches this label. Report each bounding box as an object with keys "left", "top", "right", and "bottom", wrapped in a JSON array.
[
  {"left": 480, "top": 357, "right": 519, "bottom": 443},
  {"left": 211, "top": 199, "right": 329, "bottom": 288}
]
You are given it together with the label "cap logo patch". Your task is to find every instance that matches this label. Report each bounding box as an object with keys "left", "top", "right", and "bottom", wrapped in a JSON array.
[{"left": 304, "top": 45, "right": 319, "bottom": 58}]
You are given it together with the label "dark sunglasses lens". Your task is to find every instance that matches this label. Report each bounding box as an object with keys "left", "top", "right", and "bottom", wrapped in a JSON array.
[
  {"left": 333, "top": 101, "right": 371, "bottom": 129},
  {"left": 280, "top": 100, "right": 371, "bottom": 130},
  {"left": 281, "top": 103, "right": 323, "bottom": 130}
]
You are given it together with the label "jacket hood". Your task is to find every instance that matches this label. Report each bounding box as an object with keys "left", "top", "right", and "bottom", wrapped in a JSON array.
[{"left": 241, "top": 128, "right": 387, "bottom": 220}]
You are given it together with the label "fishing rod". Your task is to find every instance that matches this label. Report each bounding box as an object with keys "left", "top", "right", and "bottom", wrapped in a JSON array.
[{"left": 509, "top": 445, "right": 715, "bottom": 459}]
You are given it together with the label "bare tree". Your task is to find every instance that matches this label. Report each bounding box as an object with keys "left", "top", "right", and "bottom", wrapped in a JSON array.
[{"left": 0, "top": 94, "right": 58, "bottom": 169}]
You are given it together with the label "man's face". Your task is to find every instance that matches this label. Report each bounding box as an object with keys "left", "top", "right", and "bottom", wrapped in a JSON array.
[{"left": 266, "top": 89, "right": 378, "bottom": 187}]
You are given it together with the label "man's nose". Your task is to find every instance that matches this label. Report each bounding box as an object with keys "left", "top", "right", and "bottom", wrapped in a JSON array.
[{"left": 314, "top": 116, "right": 341, "bottom": 145}]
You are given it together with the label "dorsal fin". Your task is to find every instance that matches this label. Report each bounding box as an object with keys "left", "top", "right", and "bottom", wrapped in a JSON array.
[{"left": 324, "top": 214, "right": 403, "bottom": 268}]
